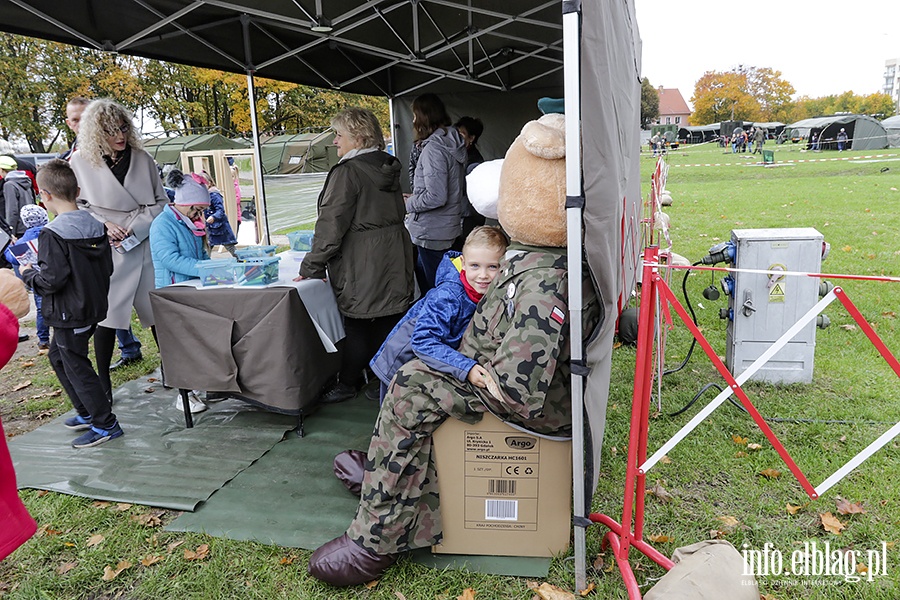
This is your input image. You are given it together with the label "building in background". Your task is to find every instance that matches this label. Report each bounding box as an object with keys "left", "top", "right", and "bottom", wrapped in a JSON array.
[
  {"left": 654, "top": 87, "right": 691, "bottom": 127},
  {"left": 885, "top": 59, "right": 900, "bottom": 113}
]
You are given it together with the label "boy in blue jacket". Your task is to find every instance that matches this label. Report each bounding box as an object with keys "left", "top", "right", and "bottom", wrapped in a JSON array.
[
  {"left": 21, "top": 159, "right": 119, "bottom": 448},
  {"left": 369, "top": 225, "right": 508, "bottom": 400},
  {"left": 4, "top": 204, "right": 50, "bottom": 348},
  {"left": 333, "top": 227, "right": 506, "bottom": 493}
]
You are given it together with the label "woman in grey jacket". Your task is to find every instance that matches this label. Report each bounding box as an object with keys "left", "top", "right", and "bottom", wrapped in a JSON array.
[
  {"left": 405, "top": 94, "right": 467, "bottom": 293},
  {"left": 69, "top": 99, "right": 169, "bottom": 401}
]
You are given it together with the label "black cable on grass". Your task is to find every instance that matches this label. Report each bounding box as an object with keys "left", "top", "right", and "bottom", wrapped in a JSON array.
[{"left": 661, "top": 262, "right": 702, "bottom": 376}]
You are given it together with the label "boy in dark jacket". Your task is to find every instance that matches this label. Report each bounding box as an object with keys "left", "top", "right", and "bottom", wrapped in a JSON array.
[{"left": 21, "top": 159, "right": 120, "bottom": 448}]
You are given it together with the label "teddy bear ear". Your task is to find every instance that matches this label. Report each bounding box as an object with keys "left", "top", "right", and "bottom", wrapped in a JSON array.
[
  {"left": 465, "top": 159, "right": 503, "bottom": 220},
  {"left": 520, "top": 114, "right": 566, "bottom": 160}
]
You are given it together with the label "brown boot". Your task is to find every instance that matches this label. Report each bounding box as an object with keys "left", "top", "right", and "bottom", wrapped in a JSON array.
[
  {"left": 333, "top": 450, "right": 366, "bottom": 496},
  {"left": 307, "top": 533, "right": 397, "bottom": 586}
]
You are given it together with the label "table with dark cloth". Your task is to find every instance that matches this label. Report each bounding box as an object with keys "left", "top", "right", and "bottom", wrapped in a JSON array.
[{"left": 149, "top": 253, "right": 344, "bottom": 420}]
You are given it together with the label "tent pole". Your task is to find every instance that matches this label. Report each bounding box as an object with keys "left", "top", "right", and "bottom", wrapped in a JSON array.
[
  {"left": 246, "top": 70, "right": 270, "bottom": 244},
  {"left": 388, "top": 97, "right": 396, "bottom": 155},
  {"left": 562, "top": 2, "right": 586, "bottom": 593}
]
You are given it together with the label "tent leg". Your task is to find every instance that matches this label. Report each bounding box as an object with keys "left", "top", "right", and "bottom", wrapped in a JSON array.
[{"left": 245, "top": 71, "right": 270, "bottom": 245}]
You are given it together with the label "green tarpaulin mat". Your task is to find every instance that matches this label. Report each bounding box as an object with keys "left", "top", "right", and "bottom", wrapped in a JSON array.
[
  {"left": 167, "top": 395, "right": 552, "bottom": 578},
  {"left": 9, "top": 372, "right": 295, "bottom": 511}
]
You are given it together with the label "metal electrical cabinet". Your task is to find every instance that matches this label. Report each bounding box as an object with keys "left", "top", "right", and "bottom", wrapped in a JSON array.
[{"left": 725, "top": 228, "right": 824, "bottom": 384}]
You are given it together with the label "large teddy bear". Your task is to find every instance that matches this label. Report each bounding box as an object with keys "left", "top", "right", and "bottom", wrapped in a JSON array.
[{"left": 308, "top": 108, "right": 600, "bottom": 586}]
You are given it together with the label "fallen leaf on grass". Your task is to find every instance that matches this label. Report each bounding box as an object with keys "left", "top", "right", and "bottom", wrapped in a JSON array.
[
  {"left": 92, "top": 501, "right": 110, "bottom": 509},
  {"left": 820, "top": 512, "right": 846, "bottom": 535},
  {"left": 278, "top": 555, "right": 295, "bottom": 565},
  {"left": 35, "top": 410, "right": 54, "bottom": 419},
  {"left": 533, "top": 582, "right": 575, "bottom": 600},
  {"left": 579, "top": 581, "right": 596, "bottom": 596},
  {"left": 841, "top": 245, "right": 853, "bottom": 252},
  {"left": 457, "top": 588, "right": 476, "bottom": 600},
  {"left": 857, "top": 563, "right": 869, "bottom": 574},
  {"left": 37, "top": 525, "right": 62, "bottom": 536},
  {"left": 57, "top": 562, "right": 77, "bottom": 575},
  {"left": 835, "top": 498, "right": 866, "bottom": 515},
  {"left": 840, "top": 324, "right": 857, "bottom": 331},
  {"left": 709, "top": 529, "right": 726, "bottom": 539},
  {"left": 646, "top": 480, "right": 674, "bottom": 503},
  {"left": 114, "top": 503, "right": 132, "bottom": 512},
  {"left": 734, "top": 451, "right": 748, "bottom": 458},
  {"left": 37, "top": 490, "right": 49, "bottom": 497},
  {"left": 659, "top": 455, "right": 673, "bottom": 464},
  {"left": 786, "top": 503, "right": 804, "bottom": 515},
  {"left": 166, "top": 540, "right": 184, "bottom": 553},
  {"left": 716, "top": 515, "right": 740, "bottom": 529},
  {"left": 20, "top": 361, "right": 34, "bottom": 368},
  {"left": 101, "top": 560, "right": 132, "bottom": 581},
  {"left": 131, "top": 513, "right": 161, "bottom": 527},
  {"left": 747, "top": 443, "right": 763, "bottom": 451},
  {"left": 140, "top": 555, "right": 164, "bottom": 567},
  {"left": 592, "top": 555, "right": 605, "bottom": 571},
  {"left": 395, "top": 593, "right": 408, "bottom": 600},
  {"left": 364, "top": 579, "right": 379, "bottom": 589},
  {"left": 184, "top": 544, "right": 210, "bottom": 561},
  {"left": 732, "top": 435, "right": 748, "bottom": 445},
  {"left": 86, "top": 534, "right": 105, "bottom": 547},
  {"left": 759, "top": 469, "right": 781, "bottom": 479},
  {"left": 12, "top": 380, "right": 32, "bottom": 392},
  {"left": 883, "top": 311, "right": 897, "bottom": 318},
  {"left": 648, "top": 534, "right": 673, "bottom": 543}
]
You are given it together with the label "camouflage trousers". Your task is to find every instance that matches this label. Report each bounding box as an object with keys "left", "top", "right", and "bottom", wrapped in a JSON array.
[{"left": 346, "top": 358, "right": 486, "bottom": 555}]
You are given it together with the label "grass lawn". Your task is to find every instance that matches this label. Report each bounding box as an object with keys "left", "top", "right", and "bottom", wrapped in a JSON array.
[{"left": 2, "top": 141, "right": 899, "bottom": 599}]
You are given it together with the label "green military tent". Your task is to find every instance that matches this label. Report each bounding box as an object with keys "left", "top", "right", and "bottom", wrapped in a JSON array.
[
  {"left": 260, "top": 131, "right": 338, "bottom": 175},
  {"left": 143, "top": 133, "right": 251, "bottom": 165}
]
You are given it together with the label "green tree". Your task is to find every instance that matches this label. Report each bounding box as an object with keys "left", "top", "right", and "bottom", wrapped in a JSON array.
[
  {"left": 744, "top": 66, "right": 795, "bottom": 122},
  {"left": 640, "top": 77, "right": 659, "bottom": 128}
]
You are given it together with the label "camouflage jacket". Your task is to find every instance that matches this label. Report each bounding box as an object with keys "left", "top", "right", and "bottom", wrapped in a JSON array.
[{"left": 457, "top": 246, "right": 601, "bottom": 435}]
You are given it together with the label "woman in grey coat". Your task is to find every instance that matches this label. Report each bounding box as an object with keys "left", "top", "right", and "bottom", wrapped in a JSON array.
[
  {"left": 69, "top": 99, "right": 169, "bottom": 401},
  {"left": 405, "top": 94, "right": 467, "bottom": 293}
]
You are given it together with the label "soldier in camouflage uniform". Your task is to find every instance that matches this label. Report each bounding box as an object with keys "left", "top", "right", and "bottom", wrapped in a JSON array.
[{"left": 309, "top": 244, "right": 601, "bottom": 585}]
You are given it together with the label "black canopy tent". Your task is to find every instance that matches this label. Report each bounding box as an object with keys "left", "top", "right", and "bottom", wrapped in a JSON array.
[{"left": 0, "top": 1, "right": 642, "bottom": 589}]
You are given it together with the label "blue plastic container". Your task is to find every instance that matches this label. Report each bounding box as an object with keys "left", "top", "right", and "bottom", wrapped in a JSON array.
[
  {"left": 195, "top": 259, "right": 239, "bottom": 286},
  {"left": 235, "top": 256, "right": 281, "bottom": 286},
  {"left": 235, "top": 245, "right": 278, "bottom": 260},
  {"left": 287, "top": 230, "right": 315, "bottom": 252}
]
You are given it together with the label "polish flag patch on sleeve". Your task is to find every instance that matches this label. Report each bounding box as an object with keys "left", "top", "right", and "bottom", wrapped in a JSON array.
[{"left": 550, "top": 306, "right": 566, "bottom": 325}]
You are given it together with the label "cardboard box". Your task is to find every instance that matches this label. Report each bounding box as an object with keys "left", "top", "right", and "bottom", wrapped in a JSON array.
[{"left": 432, "top": 413, "right": 572, "bottom": 557}]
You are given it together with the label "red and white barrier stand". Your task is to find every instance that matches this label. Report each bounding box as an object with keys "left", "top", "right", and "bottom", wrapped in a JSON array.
[{"left": 589, "top": 245, "right": 900, "bottom": 599}]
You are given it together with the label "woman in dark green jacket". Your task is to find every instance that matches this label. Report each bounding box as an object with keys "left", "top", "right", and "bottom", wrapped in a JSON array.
[{"left": 297, "top": 107, "right": 415, "bottom": 404}]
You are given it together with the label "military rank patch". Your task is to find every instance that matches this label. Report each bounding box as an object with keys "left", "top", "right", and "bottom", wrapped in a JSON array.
[{"left": 550, "top": 306, "right": 566, "bottom": 325}]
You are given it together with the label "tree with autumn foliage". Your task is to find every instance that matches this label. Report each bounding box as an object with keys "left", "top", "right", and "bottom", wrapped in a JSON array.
[
  {"left": 0, "top": 32, "right": 390, "bottom": 152},
  {"left": 690, "top": 66, "right": 795, "bottom": 126}
]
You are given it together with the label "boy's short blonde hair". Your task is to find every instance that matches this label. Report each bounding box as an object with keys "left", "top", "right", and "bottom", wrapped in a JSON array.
[
  {"left": 37, "top": 158, "right": 79, "bottom": 202},
  {"left": 462, "top": 226, "right": 508, "bottom": 255}
]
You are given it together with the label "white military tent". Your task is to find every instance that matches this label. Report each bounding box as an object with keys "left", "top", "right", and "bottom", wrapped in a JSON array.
[{"left": 882, "top": 115, "right": 900, "bottom": 148}]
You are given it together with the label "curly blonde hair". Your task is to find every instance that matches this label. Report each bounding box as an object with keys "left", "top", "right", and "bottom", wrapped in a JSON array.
[{"left": 77, "top": 99, "right": 143, "bottom": 168}]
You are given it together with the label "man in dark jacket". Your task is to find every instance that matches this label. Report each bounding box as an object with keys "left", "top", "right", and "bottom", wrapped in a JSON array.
[
  {"left": 22, "top": 159, "right": 121, "bottom": 448},
  {"left": 0, "top": 156, "right": 36, "bottom": 238}
]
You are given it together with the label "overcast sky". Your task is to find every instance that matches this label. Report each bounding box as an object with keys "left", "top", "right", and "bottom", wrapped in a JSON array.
[{"left": 636, "top": 0, "right": 900, "bottom": 108}]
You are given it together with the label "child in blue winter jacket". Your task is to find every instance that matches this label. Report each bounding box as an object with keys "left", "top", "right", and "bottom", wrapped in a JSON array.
[
  {"left": 4, "top": 204, "right": 50, "bottom": 348},
  {"left": 191, "top": 171, "right": 237, "bottom": 257},
  {"left": 369, "top": 226, "right": 507, "bottom": 401}
]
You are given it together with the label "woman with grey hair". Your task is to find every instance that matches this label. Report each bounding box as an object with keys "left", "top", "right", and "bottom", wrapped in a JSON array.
[
  {"left": 296, "top": 107, "right": 414, "bottom": 405},
  {"left": 69, "top": 99, "right": 169, "bottom": 402}
]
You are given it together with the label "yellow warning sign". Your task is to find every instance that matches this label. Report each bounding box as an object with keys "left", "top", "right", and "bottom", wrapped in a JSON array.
[{"left": 769, "top": 282, "right": 785, "bottom": 303}]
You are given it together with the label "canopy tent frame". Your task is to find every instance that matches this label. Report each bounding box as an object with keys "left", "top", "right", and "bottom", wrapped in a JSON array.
[{"left": 0, "top": 1, "right": 644, "bottom": 592}]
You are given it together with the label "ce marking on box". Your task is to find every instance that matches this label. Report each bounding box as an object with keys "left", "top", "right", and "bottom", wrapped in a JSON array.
[{"left": 505, "top": 466, "right": 535, "bottom": 476}]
